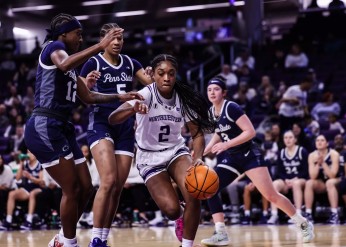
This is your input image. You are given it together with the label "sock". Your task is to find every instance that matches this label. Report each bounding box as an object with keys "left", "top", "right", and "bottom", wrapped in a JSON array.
[
  {"left": 102, "top": 228, "right": 110, "bottom": 242},
  {"left": 231, "top": 205, "right": 239, "bottom": 213},
  {"left": 181, "top": 238, "right": 193, "bottom": 247},
  {"left": 306, "top": 208, "right": 312, "bottom": 214},
  {"left": 58, "top": 229, "right": 64, "bottom": 243},
  {"left": 6, "top": 215, "right": 12, "bottom": 223},
  {"left": 26, "top": 214, "right": 33, "bottom": 223},
  {"left": 155, "top": 210, "right": 163, "bottom": 219},
  {"left": 92, "top": 227, "right": 103, "bottom": 240},
  {"left": 290, "top": 212, "right": 306, "bottom": 225},
  {"left": 244, "top": 210, "right": 250, "bottom": 216},
  {"left": 296, "top": 209, "right": 302, "bottom": 214},
  {"left": 263, "top": 210, "right": 268, "bottom": 217},
  {"left": 215, "top": 222, "right": 226, "bottom": 233},
  {"left": 271, "top": 210, "right": 278, "bottom": 216},
  {"left": 331, "top": 208, "right": 338, "bottom": 214},
  {"left": 63, "top": 236, "right": 77, "bottom": 247}
]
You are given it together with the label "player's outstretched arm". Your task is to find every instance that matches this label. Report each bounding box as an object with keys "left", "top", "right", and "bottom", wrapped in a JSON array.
[
  {"left": 108, "top": 101, "right": 148, "bottom": 125},
  {"left": 76, "top": 76, "right": 143, "bottom": 104}
]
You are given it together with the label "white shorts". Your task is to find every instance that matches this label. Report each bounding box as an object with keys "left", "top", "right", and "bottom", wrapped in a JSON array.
[{"left": 136, "top": 143, "right": 190, "bottom": 183}]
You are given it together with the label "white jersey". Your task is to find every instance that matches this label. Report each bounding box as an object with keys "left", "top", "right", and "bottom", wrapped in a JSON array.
[{"left": 128, "top": 83, "right": 190, "bottom": 151}]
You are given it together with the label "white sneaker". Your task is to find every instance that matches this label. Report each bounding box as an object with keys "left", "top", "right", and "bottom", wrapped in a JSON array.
[
  {"left": 298, "top": 221, "right": 315, "bottom": 243},
  {"left": 148, "top": 217, "right": 164, "bottom": 226},
  {"left": 267, "top": 215, "right": 278, "bottom": 225},
  {"left": 201, "top": 231, "right": 230, "bottom": 246},
  {"left": 48, "top": 234, "right": 64, "bottom": 247}
]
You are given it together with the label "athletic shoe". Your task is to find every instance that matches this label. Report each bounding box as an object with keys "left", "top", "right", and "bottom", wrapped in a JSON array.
[
  {"left": 267, "top": 215, "right": 278, "bottom": 225},
  {"left": 327, "top": 213, "right": 340, "bottom": 225},
  {"left": 201, "top": 231, "right": 230, "bottom": 246},
  {"left": 48, "top": 234, "right": 64, "bottom": 247},
  {"left": 303, "top": 212, "right": 314, "bottom": 223},
  {"left": 297, "top": 220, "right": 314, "bottom": 243},
  {"left": 240, "top": 216, "right": 251, "bottom": 225},
  {"left": 175, "top": 216, "right": 184, "bottom": 242},
  {"left": 20, "top": 221, "right": 33, "bottom": 230},
  {"left": 88, "top": 237, "right": 105, "bottom": 247},
  {"left": 0, "top": 221, "right": 11, "bottom": 231}
]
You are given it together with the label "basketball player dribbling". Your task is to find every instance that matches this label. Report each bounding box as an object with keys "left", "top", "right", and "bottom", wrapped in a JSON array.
[
  {"left": 108, "top": 54, "right": 215, "bottom": 247},
  {"left": 201, "top": 77, "right": 314, "bottom": 246}
]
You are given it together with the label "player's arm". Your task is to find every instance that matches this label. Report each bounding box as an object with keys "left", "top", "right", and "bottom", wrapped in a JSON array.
[
  {"left": 108, "top": 101, "right": 147, "bottom": 125},
  {"left": 322, "top": 150, "right": 340, "bottom": 178},
  {"left": 204, "top": 133, "right": 221, "bottom": 156},
  {"left": 50, "top": 28, "right": 123, "bottom": 72},
  {"left": 308, "top": 152, "right": 319, "bottom": 179},
  {"left": 187, "top": 121, "right": 205, "bottom": 164},
  {"left": 76, "top": 76, "right": 143, "bottom": 104},
  {"left": 135, "top": 68, "right": 153, "bottom": 85}
]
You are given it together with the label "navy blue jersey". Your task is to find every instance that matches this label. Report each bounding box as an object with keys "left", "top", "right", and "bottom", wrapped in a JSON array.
[
  {"left": 80, "top": 53, "right": 142, "bottom": 110},
  {"left": 210, "top": 100, "right": 252, "bottom": 154},
  {"left": 35, "top": 41, "right": 79, "bottom": 118},
  {"left": 277, "top": 146, "right": 309, "bottom": 180},
  {"left": 19, "top": 160, "right": 42, "bottom": 192},
  {"left": 338, "top": 150, "right": 346, "bottom": 177},
  {"left": 318, "top": 148, "right": 333, "bottom": 181}
]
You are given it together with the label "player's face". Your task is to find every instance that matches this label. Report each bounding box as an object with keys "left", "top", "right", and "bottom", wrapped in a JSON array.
[
  {"left": 207, "top": 84, "right": 225, "bottom": 104},
  {"left": 283, "top": 132, "right": 296, "bottom": 147},
  {"left": 105, "top": 32, "right": 123, "bottom": 56},
  {"left": 315, "top": 135, "right": 328, "bottom": 150},
  {"left": 153, "top": 61, "right": 176, "bottom": 99},
  {"left": 64, "top": 28, "right": 83, "bottom": 53}
]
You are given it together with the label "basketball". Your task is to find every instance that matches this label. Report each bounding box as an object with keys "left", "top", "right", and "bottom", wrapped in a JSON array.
[{"left": 184, "top": 165, "right": 219, "bottom": 200}]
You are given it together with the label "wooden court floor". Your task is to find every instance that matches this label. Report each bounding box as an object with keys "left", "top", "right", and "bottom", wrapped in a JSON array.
[{"left": 0, "top": 224, "right": 345, "bottom": 247}]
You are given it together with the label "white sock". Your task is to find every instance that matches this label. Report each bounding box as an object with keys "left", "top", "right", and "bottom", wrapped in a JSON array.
[
  {"left": 306, "top": 208, "right": 312, "bottom": 214},
  {"left": 290, "top": 212, "right": 306, "bottom": 225},
  {"left": 263, "top": 210, "right": 268, "bottom": 216},
  {"left": 92, "top": 227, "right": 103, "bottom": 240},
  {"left": 58, "top": 229, "right": 64, "bottom": 243},
  {"left": 26, "top": 214, "right": 33, "bottom": 223},
  {"left": 244, "top": 210, "right": 250, "bottom": 216},
  {"left": 331, "top": 208, "right": 338, "bottom": 214},
  {"left": 215, "top": 222, "right": 226, "bottom": 233},
  {"left": 155, "top": 210, "right": 162, "bottom": 219},
  {"left": 271, "top": 210, "right": 278, "bottom": 216},
  {"left": 182, "top": 238, "right": 193, "bottom": 247},
  {"left": 102, "top": 228, "right": 110, "bottom": 242},
  {"left": 63, "top": 236, "right": 77, "bottom": 247},
  {"left": 6, "top": 215, "right": 12, "bottom": 223},
  {"left": 296, "top": 209, "right": 302, "bottom": 214}
]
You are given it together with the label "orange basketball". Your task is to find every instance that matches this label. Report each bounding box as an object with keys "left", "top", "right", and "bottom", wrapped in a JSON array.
[{"left": 184, "top": 165, "right": 219, "bottom": 200}]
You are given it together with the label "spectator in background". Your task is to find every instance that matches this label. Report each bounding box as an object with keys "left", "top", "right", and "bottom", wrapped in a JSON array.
[
  {"left": 311, "top": 92, "right": 341, "bottom": 121},
  {"left": 285, "top": 44, "right": 309, "bottom": 69},
  {"left": 328, "top": 113, "right": 345, "bottom": 134},
  {"left": 13, "top": 62, "right": 29, "bottom": 95},
  {"left": 0, "top": 155, "right": 14, "bottom": 221},
  {"left": 307, "top": 68, "right": 324, "bottom": 101},
  {"left": 293, "top": 123, "right": 314, "bottom": 152},
  {"left": 0, "top": 150, "right": 44, "bottom": 230},
  {"left": 4, "top": 86, "right": 22, "bottom": 108},
  {"left": 304, "top": 135, "right": 341, "bottom": 224},
  {"left": 270, "top": 47, "right": 286, "bottom": 71},
  {"left": 219, "top": 64, "right": 238, "bottom": 90},
  {"left": 277, "top": 77, "right": 313, "bottom": 132},
  {"left": 271, "top": 123, "right": 285, "bottom": 150},
  {"left": 267, "top": 130, "right": 309, "bottom": 224},
  {"left": 0, "top": 104, "right": 9, "bottom": 130},
  {"left": 234, "top": 49, "right": 255, "bottom": 70},
  {"left": 304, "top": 114, "right": 320, "bottom": 138}
]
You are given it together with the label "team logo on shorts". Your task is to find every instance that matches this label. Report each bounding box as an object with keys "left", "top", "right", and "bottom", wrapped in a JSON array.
[{"left": 62, "top": 145, "right": 70, "bottom": 152}]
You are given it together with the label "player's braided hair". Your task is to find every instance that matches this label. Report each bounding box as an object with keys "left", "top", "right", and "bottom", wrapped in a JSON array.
[
  {"left": 151, "top": 54, "right": 215, "bottom": 135},
  {"left": 44, "top": 13, "right": 78, "bottom": 42},
  {"left": 100, "top": 23, "right": 120, "bottom": 38}
]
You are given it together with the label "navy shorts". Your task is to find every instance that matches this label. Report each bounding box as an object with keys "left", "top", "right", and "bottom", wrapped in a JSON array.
[
  {"left": 87, "top": 109, "right": 135, "bottom": 156},
  {"left": 216, "top": 142, "right": 266, "bottom": 174},
  {"left": 24, "top": 116, "right": 85, "bottom": 168}
]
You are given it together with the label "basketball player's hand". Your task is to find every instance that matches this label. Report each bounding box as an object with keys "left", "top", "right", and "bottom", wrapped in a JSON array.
[
  {"left": 144, "top": 66, "right": 154, "bottom": 80},
  {"left": 211, "top": 142, "right": 228, "bottom": 155},
  {"left": 85, "top": 70, "right": 100, "bottom": 89},
  {"left": 193, "top": 158, "right": 204, "bottom": 166},
  {"left": 99, "top": 28, "right": 124, "bottom": 50},
  {"left": 133, "top": 101, "right": 148, "bottom": 114},
  {"left": 117, "top": 92, "right": 144, "bottom": 102}
]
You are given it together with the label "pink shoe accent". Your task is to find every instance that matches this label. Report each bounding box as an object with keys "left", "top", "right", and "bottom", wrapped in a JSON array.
[{"left": 175, "top": 216, "right": 184, "bottom": 242}]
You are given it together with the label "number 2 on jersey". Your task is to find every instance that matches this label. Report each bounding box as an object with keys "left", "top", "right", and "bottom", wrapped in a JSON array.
[{"left": 159, "top": 125, "right": 170, "bottom": 142}]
